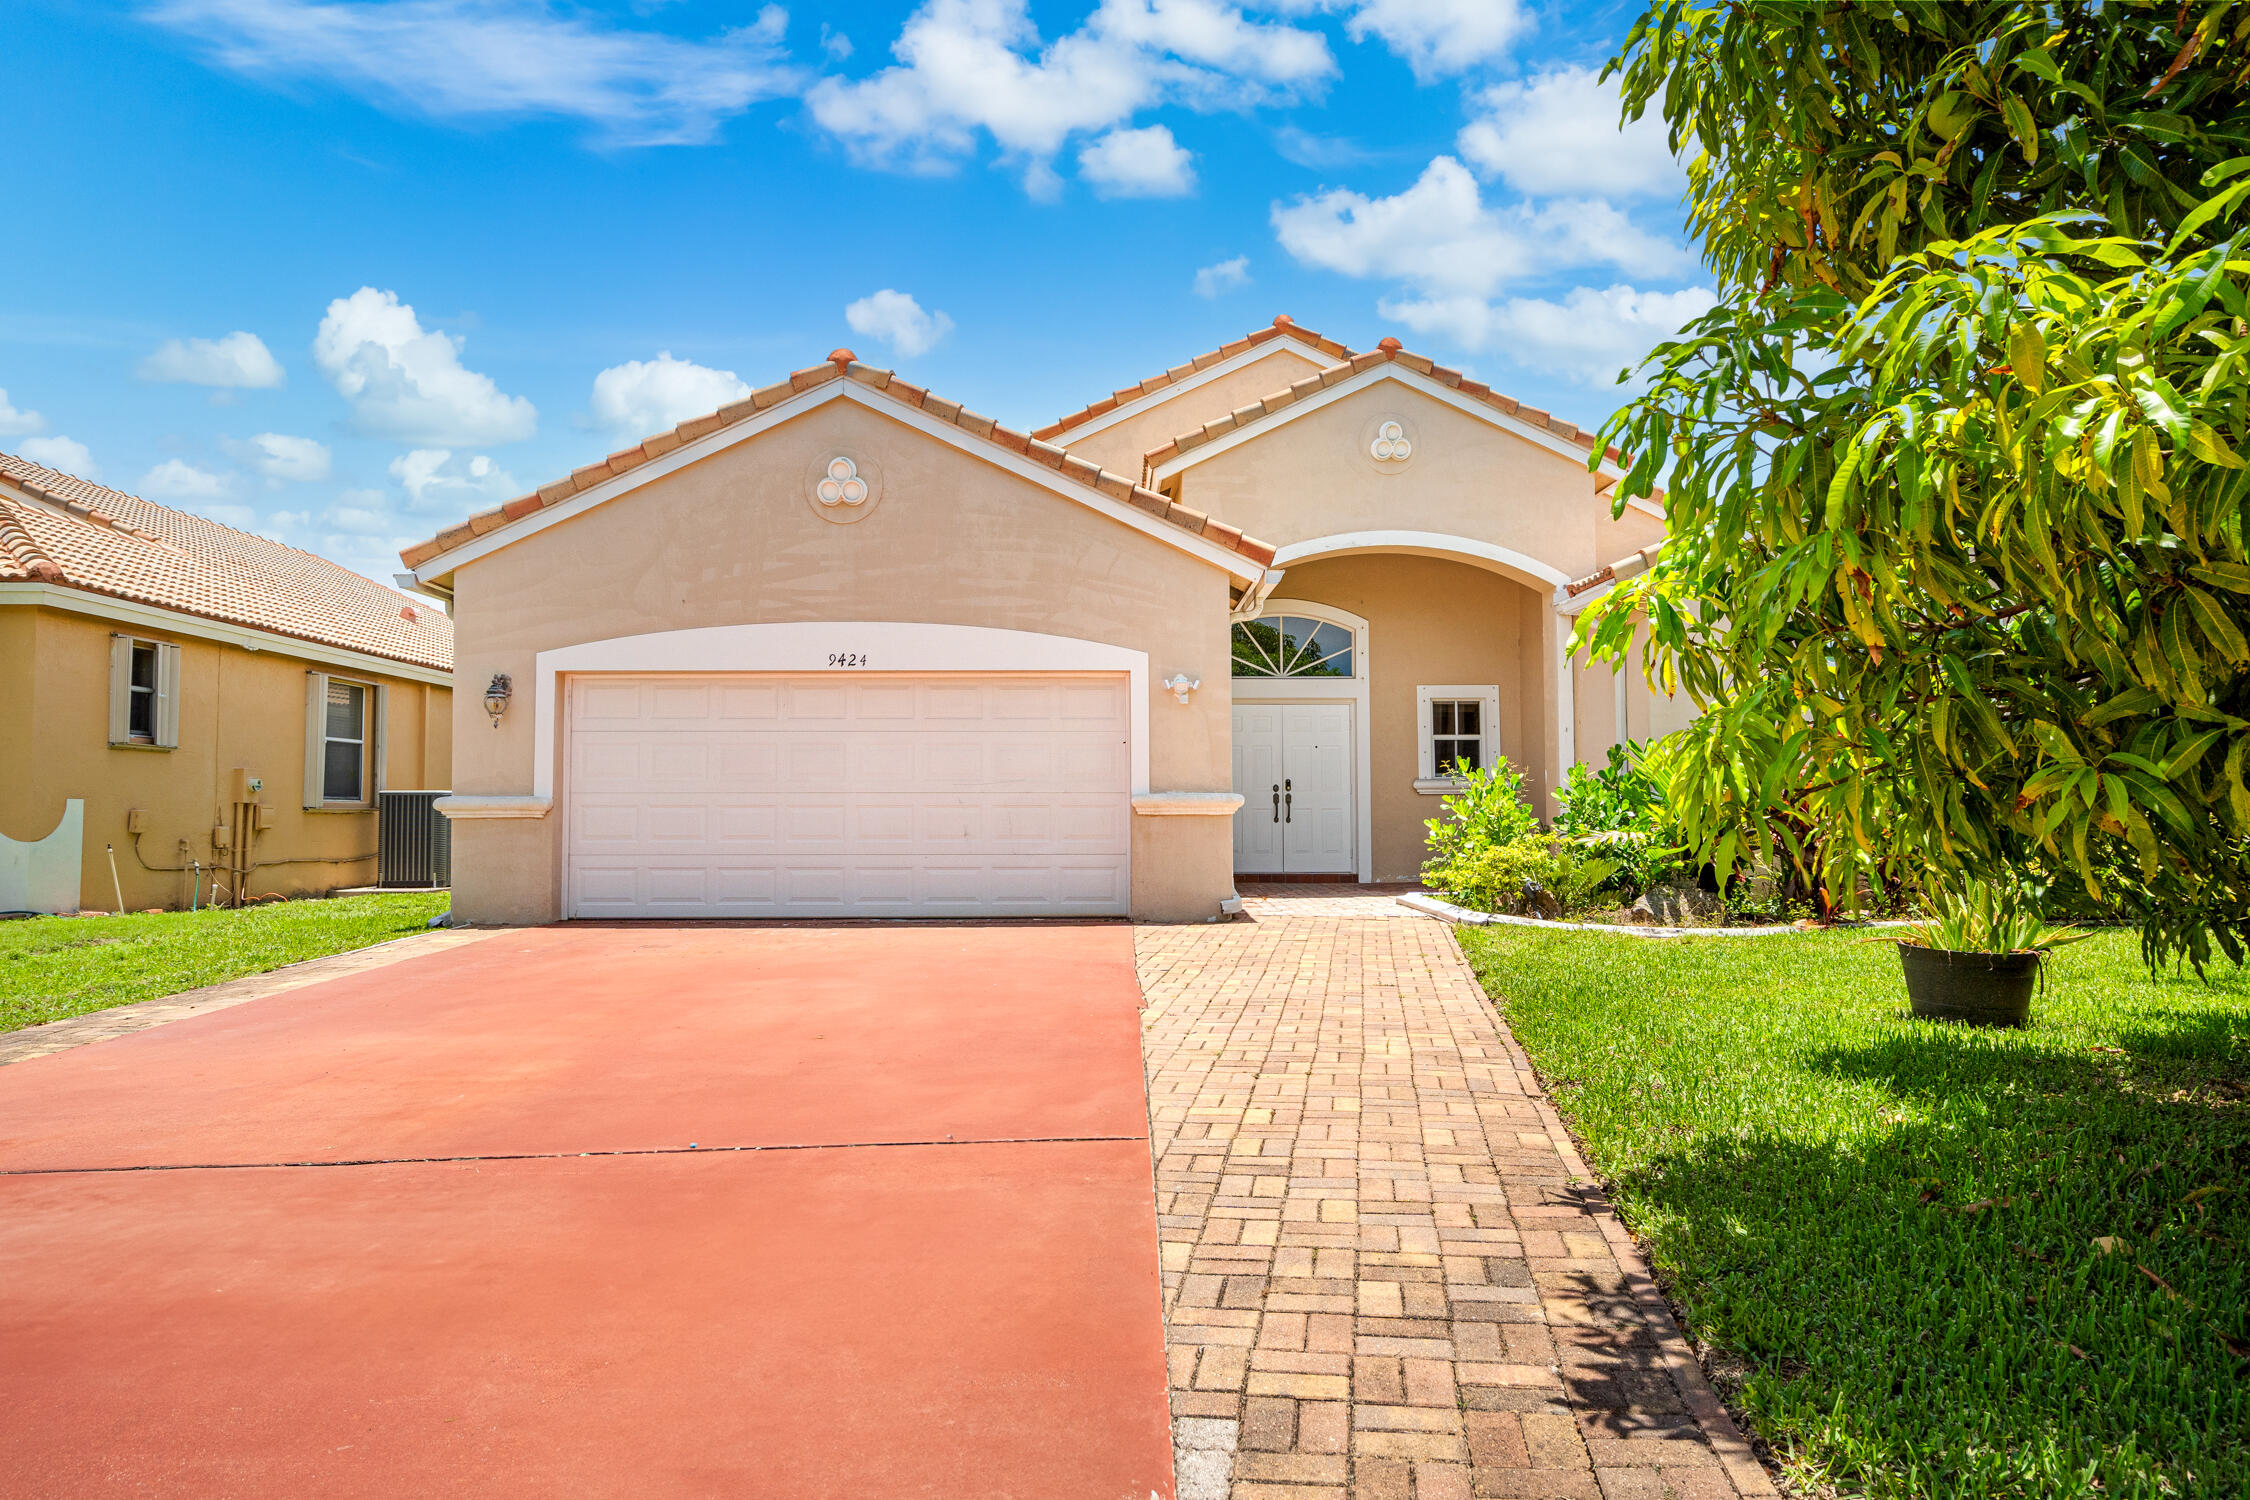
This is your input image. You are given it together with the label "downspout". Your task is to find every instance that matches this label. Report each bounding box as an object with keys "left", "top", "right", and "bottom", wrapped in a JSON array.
[{"left": 1229, "top": 566, "right": 1286, "bottom": 623}]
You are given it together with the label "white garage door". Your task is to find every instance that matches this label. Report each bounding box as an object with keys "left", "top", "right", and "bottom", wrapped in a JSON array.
[{"left": 564, "top": 673, "right": 1131, "bottom": 918}]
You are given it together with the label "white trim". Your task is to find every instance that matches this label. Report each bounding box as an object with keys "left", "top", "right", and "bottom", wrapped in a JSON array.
[
  {"left": 1149, "top": 363, "right": 1646, "bottom": 506},
  {"left": 410, "top": 381, "right": 1264, "bottom": 585},
  {"left": 1416, "top": 684, "right": 1501, "bottom": 781},
  {"left": 1272, "top": 531, "right": 1571, "bottom": 591},
  {"left": 0, "top": 582, "right": 451, "bottom": 686},
  {"left": 436, "top": 795, "right": 553, "bottom": 820},
  {"left": 1413, "top": 778, "right": 1468, "bottom": 796},
  {"left": 1048, "top": 337, "right": 1331, "bottom": 445},
  {"left": 531, "top": 622, "right": 1152, "bottom": 802},
  {"left": 1226, "top": 598, "right": 1374, "bottom": 882},
  {"left": 1132, "top": 792, "right": 1245, "bottom": 817}
]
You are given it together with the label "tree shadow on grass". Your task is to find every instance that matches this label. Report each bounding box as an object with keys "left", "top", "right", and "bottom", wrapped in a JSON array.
[{"left": 1598, "top": 1028, "right": 2250, "bottom": 1498}]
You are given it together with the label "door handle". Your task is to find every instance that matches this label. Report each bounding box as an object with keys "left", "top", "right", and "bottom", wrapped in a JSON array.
[
  {"left": 1271, "top": 783, "right": 1280, "bottom": 822},
  {"left": 1284, "top": 778, "right": 1293, "bottom": 823}
]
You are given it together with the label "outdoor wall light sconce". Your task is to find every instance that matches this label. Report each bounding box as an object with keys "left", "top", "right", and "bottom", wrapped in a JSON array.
[
  {"left": 484, "top": 672, "right": 513, "bottom": 727},
  {"left": 1163, "top": 673, "right": 1201, "bottom": 704}
]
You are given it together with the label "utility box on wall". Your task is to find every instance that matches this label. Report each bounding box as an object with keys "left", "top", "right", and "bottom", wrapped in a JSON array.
[{"left": 376, "top": 790, "right": 451, "bottom": 888}]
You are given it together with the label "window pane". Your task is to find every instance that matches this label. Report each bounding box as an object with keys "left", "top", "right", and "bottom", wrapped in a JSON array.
[
  {"left": 1432, "top": 701, "right": 1456, "bottom": 735},
  {"left": 1300, "top": 622, "right": 1353, "bottom": 677},
  {"left": 1231, "top": 621, "right": 1283, "bottom": 676},
  {"left": 326, "top": 681, "right": 364, "bottom": 739},
  {"left": 1435, "top": 738, "right": 1483, "bottom": 774},
  {"left": 130, "top": 643, "right": 157, "bottom": 691},
  {"left": 323, "top": 740, "right": 363, "bottom": 801},
  {"left": 1455, "top": 701, "right": 1480, "bottom": 736},
  {"left": 128, "top": 686, "right": 155, "bottom": 739}
]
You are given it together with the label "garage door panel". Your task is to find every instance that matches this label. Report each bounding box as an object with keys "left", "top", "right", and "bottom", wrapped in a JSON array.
[{"left": 565, "top": 673, "right": 1131, "bottom": 918}]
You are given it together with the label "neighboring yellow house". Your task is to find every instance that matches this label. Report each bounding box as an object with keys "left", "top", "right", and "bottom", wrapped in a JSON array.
[
  {"left": 398, "top": 317, "right": 1687, "bottom": 927},
  {"left": 1, "top": 452, "right": 453, "bottom": 914}
]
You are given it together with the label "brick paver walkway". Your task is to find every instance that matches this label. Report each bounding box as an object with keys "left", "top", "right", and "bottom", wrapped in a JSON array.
[{"left": 1137, "top": 886, "right": 1774, "bottom": 1500}]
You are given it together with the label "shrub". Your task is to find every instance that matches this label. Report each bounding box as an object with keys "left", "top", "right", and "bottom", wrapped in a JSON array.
[
  {"left": 1428, "top": 837, "right": 1616, "bottom": 916},
  {"left": 1553, "top": 741, "right": 1684, "bottom": 900},
  {"left": 1423, "top": 759, "right": 1539, "bottom": 869}
]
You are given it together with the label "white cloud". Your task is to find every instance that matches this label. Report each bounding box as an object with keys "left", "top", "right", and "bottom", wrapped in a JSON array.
[
  {"left": 1194, "top": 254, "right": 1252, "bottom": 297},
  {"left": 138, "top": 458, "right": 234, "bottom": 502},
  {"left": 0, "top": 388, "right": 46, "bottom": 437},
  {"left": 1381, "top": 284, "right": 1718, "bottom": 384},
  {"left": 1274, "top": 0, "right": 1527, "bottom": 80},
  {"left": 589, "top": 352, "right": 752, "bottom": 437},
  {"left": 388, "top": 449, "right": 521, "bottom": 514},
  {"left": 1274, "top": 156, "right": 1533, "bottom": 299},
  {"left": 18, "top": 435, "right": 96, "bottom": 479},
  {"left": 845, "top": 289, "right": 956, "bottom": 358},
  {"left": 1273, "top": 157, "right": 1685, "bottom": 298},
  {"left": 148, "top": 0, "right": 799, "bottom": 147},
  {"left": 136, "top": 330, "right": 285, "bottom": 388},
  {"left": 1458, "top": 66, "right": 1682, "bottom": 200},
  {"left": 314, "top": 287, "right": 537, "bottom": 447},
  {"left": 805, "top": 0, "right": 1331, "bottom": 194},
  {"left": 819, "top": 23, "right": 853, "bottom": 61},
  {"left": 225, "top": 431, "right": 332, "bottom": 483},
  {"left": 324, "top": 488, "right": 399, "bottom": 535},
  {"left": 1341, "top": 0, "right": 1527, "bottom": 79},
  {"left": 1079, "top": 123, "right": 1195, "bottom": 196}
]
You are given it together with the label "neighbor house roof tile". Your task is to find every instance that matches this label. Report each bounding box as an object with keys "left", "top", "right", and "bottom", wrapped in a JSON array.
[
  {"left": 399, "top": 352, "right": 1279, "bottom": 574},
  {"left": 1032, "top": 316, "right": 1360, "bottom": 443},
  {"left": 1, "top": 451, "right": 452, "bottom": 672}
]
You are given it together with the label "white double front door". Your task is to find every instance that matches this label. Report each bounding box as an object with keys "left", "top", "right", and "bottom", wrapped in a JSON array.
[{"left": 1231, "top": 702, "right": 1354, "bottom": 874}]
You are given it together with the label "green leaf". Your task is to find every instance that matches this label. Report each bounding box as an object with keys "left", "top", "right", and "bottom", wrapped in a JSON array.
[
  {"left": 2000, "top": 95, "right": 2038, "bottom": 164},
  {"left": 2189, "top": 561, "right": 2250, "bottom": 593},
  {"left": 2007, "top": 320, "right": 2046, "bottom": 391},
  {"left": 2185, "top": 587, "right": 2250, "bottom": 663}
]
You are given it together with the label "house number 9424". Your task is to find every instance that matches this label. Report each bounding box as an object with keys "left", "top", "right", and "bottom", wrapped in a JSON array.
[{"left": 827, "top": 653, "right": 869, "bottom": 667}]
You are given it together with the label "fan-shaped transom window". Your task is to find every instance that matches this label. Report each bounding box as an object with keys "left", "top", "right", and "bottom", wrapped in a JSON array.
[{"left": 1232, "top": 615, "right": 1357, "bottom": 678}]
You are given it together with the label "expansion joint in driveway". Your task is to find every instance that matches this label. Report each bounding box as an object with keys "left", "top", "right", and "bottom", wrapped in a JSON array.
[{"left": 1, "top": 1133, "right": 1143, "bottom": 1178}]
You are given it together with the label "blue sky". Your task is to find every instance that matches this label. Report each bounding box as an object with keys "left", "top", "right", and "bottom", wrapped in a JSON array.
[{"left": 2, "top": 0, "right": 1708, "bottom": 586}]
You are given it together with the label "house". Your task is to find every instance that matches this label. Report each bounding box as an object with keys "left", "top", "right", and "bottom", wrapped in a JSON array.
[
  {"left": 1, "top": 453, "right": 453, "bottom": 913},
  {"left": 398, "top": 318, "right": 1687, "bottom": 925}
]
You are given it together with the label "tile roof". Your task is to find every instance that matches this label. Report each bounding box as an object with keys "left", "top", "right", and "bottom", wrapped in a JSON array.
[
  {"left": 1, "top": 451, "right": 452, "bottom": 673},
  {"left": 1033, "top": 315, "right": 1357, "bottom": 443},
  {"left": 399, "top": 352, "right": 1280, "bottom": 575},
  {"left": 1142, "top": 336, "right": 1635, "bottom": 493},
  {"left": 1564, "top": 541, "right": 1667, "bottom": 598}
]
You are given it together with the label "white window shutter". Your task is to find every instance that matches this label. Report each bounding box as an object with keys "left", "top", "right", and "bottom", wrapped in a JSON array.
[
  {"left": 108, "top": 635, "right": 133, "bottom": 745},
  {"left": 371, "top": 683, "right": 388, "bottom": 799},
  {"left": 155, "top": 642, "right": 182, "bottom": 748},
  {"left": 303, "top": 671, "right": 327, "bottom": 809}
]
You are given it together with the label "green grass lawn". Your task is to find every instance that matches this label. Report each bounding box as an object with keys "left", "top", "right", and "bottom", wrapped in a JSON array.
[
  {"left": 0, "top": 892, "right": 451, "bottom": 1035},
  {"left": 1458, "top": 926, "right": 2248, "bottom": 1500}
]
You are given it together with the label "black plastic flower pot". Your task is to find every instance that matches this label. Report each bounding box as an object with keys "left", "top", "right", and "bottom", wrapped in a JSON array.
[{"left": 1896, "top": 943, "right": 2041, "bottom": 1027}]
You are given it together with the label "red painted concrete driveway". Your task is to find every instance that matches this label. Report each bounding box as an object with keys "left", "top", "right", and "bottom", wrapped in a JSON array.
[{"left": 0, "top": 925, "right": 1174, "bottom": 1499}]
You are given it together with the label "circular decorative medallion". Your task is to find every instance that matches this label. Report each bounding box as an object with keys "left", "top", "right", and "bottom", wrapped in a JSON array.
[
  {"left": 806, "top": 452, "right": 884, "bottom": 524},
  {"left": 1359, "top": 414, "right": 1419, "bottom": 475}
]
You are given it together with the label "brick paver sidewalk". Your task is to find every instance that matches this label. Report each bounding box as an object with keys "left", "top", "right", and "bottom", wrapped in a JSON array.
[{"left": 1136, "top": 887, "right": 1775, "bottom": 1500}]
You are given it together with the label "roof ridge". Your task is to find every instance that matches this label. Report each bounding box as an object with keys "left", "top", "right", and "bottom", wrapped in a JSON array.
[
  {"left": 400, "top": 352, "right": 1280, "bottom": 574},
  {"left": 0, "top": 496, "right": 64, "bottom": 582},
  {"left": 1032, "top": 316, "right": 1358, "bottom": 443},
  {"left": 1139, "top": 337, "right": 1634, "bottom": 492},
  {"left": 1, "top": 470, "right": 173, "bottom": 548}
]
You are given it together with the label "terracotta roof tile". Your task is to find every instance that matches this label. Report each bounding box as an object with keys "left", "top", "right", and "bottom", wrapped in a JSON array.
[
  {"left": 1140, "top": 337, "right": 1649, "bottom": 502},
  {"left": 1033, "top": 316, "right": 1360, "bottom": 442},
  {"left": 1, "top": 451, "right": 452, "bottom": 672},
  {"left": 398, "top": 357, "right": 1280, "bottom": 575}
]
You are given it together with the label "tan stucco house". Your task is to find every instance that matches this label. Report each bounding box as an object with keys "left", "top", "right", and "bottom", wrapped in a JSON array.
[
  {"left": 2, "top": 453, "right": 453, "bottom": 914},
  {"left": 399, "top": 317, "right": 1685, "bottom": 925}
]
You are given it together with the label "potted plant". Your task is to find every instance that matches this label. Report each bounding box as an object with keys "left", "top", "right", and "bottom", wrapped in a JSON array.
[{"left": 1895, "top": 883, "right": 2087, "bottom": 1027}]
